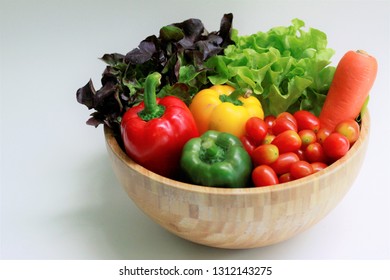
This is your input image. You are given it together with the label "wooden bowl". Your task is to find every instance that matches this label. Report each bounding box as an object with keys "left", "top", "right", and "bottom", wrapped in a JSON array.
[{"left": 104, "top": 113, "right": 370, "bottom": 249}]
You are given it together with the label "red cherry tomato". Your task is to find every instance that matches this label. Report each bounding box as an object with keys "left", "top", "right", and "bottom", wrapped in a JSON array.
[
  {"left": 279, "top": 172, "right": 293, "bottom": 183},
  {"left": 240, "top": 135, "right": 256, "bottom": 156},
  {"left": 311, "top": 162, "right": 328, "bottom": 173},
  {"left": 322, "top": 132, "right": 350, "bottom": 161},
  {"left": 262, "top": 134, "right": 276, "bottom": 145},
  {"left": 264, "top": 115, "right": 276, "bottom": 133},
  {"left": 272, "top": 118, "right": 298, "bottom": 135},
  {"left": 277, "top": 112, "right": 298, "bottom": 128},
  {"left": 298, "top": 129, "right": 317, "bottom": 148},
  {"left": 271, "top": 130, "right": 302, "bottom": 153},
  {"left": 334, "top": 119, "right": 360, "bottom": 145},
  {"left": 304, "top": 142, "right": 327, "bottom": 163},
  {"left": 290, "top": 160, "right": 314, "bottom": 179},
  {"left": 252, "top": 165, "right": 279, "bottom": 187},
  {"left": 270, "top": 152, "right": 300, "bottom": 175},
  {"left": 293, "top": 110, "right": 320, "bottom": 132},
  {"left": 245, "top": 117, "right": 268, "bottom": 146},
  {"left": 316, "top": 128, "right": 332, "bottom": 144},
  {"left": 252, "top": 144, "right": 279, "bottom": 166},
  {"left": 295, "top": 148, "right": 306, "bottom": 161}
]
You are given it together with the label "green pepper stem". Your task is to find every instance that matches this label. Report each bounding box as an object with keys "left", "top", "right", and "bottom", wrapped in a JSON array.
[
  {"left": 219, "top": 89, "right": 244, "bottom": 106},
  {"left": 138, "top": 72, "right": 165, "bottom": 121},
  {"left": 200, "top": 139, "right": 225, "bottom": 164}
]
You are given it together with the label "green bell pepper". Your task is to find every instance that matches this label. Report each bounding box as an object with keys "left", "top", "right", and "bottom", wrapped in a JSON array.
[{"left": 180, "top": 130, "right": 252, "bottom": 188}]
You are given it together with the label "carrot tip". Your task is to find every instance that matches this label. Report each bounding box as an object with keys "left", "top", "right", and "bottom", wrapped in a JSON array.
[{"left": 356, "top": 49, "right": 369, "bottom": 56}]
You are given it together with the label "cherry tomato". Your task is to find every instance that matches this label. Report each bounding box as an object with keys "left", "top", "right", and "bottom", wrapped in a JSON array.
[
  {"left": 245, "top": 117, "right": 268, "bottom": 146},
  {"left": 322, "top": 132, "right": 350, "bottom": 161},
  {"left": 264, "top": 115, "right": 276, "bottom": 133},
  {"left": 304, "top": 142, "right": 327, "bottom": 163},
  {"left": 290, "top": 160, "right": 314, "bottom": 179},
  {"left": 277, "top": 112, "right": 298, "bottom": 127},
  {"left": 270, "top": 152, "right": 300, "bottom": 175},
  {"left": 295, "top": 148, "right": 306, "bottom": 161},
  {"left": 271, "top": 130, "right": 302, "bottom": 153},
  {"left": 252, "top": 165, "right": 279, "bottom": 187},
  {"left": 311, "top": 162, "right": 328, "bottom": 173},
  {"left": 262, "top": 134, "right": 276, "bottom": 145},
  {"left": 279, "top": 172, "right": 293, "bottom": 183},
  {"left": 240, "top": 135, "right": 256, "bottom": 156},
  {"left": 316, "top": 128, "right": 332, "bottom": 144},
  {"left": 252, "top": 144, "right": 279, "bottom": 166},
  {"left": 272, "top": 118, "right": 297, "bottom": 135},
  {"left": 298, "top": 129, "right": 317, "bottom": 148},
  {"left": 293, "top": 110, "right": 320, "bottom": 132},
  {"left": 334, "top": 119, "right": 360, "bottom": 145}
]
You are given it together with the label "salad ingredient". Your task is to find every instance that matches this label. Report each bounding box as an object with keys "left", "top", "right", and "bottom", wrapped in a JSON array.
[
  {"left": 293, "top": 110, "right": 320, "bottom": 132},
  {"left": 298, "top": 129, "right": 317, "bottom": 148},
  {"left": 272, "top": 117, "right": 298, "bottom": 135},
  {"left": 252, "top": 165, "right": 279, "bottom": 187},
  {"left": 270, "top": 152, "right": 300, "bottom": 175},
  {"left": 244, "top": 108, "right": 362, "bottom": 186},
  {"left": 252, "top": 144, "right": 279, "bottom": 166},
  {"left": 290, "top": 161, "right": 314, "bottom": 179},
  {"left": 205, "top": 19, "right": 336, "bottom": 116},
  {"left": 180, "top": 130, "right": 252, "bottom": 188},
  {"left": 121, "top": 73, "right": 199, "bottom": 178},
  {"left": 334, "top": 119, "right": 360, "bottom": 145},
  {"left": 76, "top": 14, "right": 233, "bottom": 130},
  {"left": 311, "top": 162, "right": 328, "bottom": 173},
  {"left": 271, "top": 130, "right": 302, "bottom": 154},
  {"left": 316, "top": 127, "right": 331, "bottom": 144},
  {"left": 189, "top": 85, "right": 264, "bottom": 137},
  {"left": 279, "top": 173, "right": 293, "bottom": 183},
  {"left": 304, "top": 142, "right": 327, "bottom": 163},
  {"left": 322, "top": 132, "right": 350, "bottom": 161},
  {"left": 240, "top": 135, "right": 256, "bottom": 156},
  {"left": 319, "top": 50, "right": 378, "bottom": 131},
  {"left": 245, "top": 117, "right": 268, "bottom": 146}
]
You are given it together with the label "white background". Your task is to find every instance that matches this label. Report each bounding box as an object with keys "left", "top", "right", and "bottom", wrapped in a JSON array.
[{"left": 1, "top": 0, "right": 389, "bottom": 260}]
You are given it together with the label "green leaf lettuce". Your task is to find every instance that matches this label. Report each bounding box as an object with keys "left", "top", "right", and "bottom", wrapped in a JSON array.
[{"left": 205, "top": 18, "right": 336, "bottom": 116}]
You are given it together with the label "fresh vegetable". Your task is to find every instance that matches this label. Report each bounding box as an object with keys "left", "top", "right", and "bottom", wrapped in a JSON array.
[
  {"left": 121, "top": 72, "right": 199, "bottom": 178},
  {"left": 76, "top": 14, "right": 233, "bottom": 130},
  {"left": 293, "top": 110, "right": 320, "bottom": 132},
  {"left": 290, "top": 161, "right": 314, "bottom": 179},
  {"left": 245, "top": 108, "right": 362, "bottom": 186},
  {"left": 272, "top": 117, "right": 298, "bottom": 135},
  {"left": 245, "top": 117, "right": 268, "bottom": 145},
  {"left": 304, "top": 142, "right": 327, "bottom": 163},
  {"left": 271, "top": 130, "right": 302, "bottom": 154},
  {"left": 319, "top": 50, "right": 378, "bottom": 131},
  {"left": 334, "top": 119, "right": 360, "bottom": 145},
  {"left": 252, "top": 144, "right": 279, "bottom": 166},
  {"left": 322, "top": 132, "right": 350, "bottom": 161},
  {"left": 298, "top": 129, "right": 317, "bottom": 148},
  {"left": 311, "top": 162, "right": 328, "bottom": 173},
  {"left": 180, "top": 130, "right": 252, "bottom": 188},
  {"left": 189, "top": 85, "right": 264, "bottom": 137},
  {"left": 252, "top": 165, "right": 279, "bottom": 187},
  {"left": 270, "top": 152, "right": 300, "bottom": 175},
  {"left": 205, "top": 18, "right": 336, "bottom": 116}
]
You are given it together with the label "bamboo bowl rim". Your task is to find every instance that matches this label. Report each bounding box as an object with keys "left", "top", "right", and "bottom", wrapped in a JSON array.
[{"left": 104, "top": 112, "right": 370, "bottom": 195}]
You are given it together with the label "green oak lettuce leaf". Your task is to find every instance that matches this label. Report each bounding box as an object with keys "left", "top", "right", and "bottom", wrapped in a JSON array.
[{"left": 205, "top": 18, "right": 336, "bottom": 116}]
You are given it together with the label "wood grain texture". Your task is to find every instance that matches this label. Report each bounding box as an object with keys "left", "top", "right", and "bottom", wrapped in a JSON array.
[{"left": 104, "top": 113, "right": 370, "bottom": 249}]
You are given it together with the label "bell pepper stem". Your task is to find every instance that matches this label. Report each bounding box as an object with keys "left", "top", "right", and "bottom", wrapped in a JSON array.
[
  {"left": 200, "top": 139, "right": 225, "bottom": 164},
  {"left": 138, "top": 72, "right": 165, "bottom": 121},
  {"left": 219, "top": 89, "right": 245, "bottom": 106}
]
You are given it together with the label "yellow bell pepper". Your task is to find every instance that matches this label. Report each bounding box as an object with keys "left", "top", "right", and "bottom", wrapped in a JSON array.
[{"left": 189, "top": 85, "right": 264, "bottom": 138}]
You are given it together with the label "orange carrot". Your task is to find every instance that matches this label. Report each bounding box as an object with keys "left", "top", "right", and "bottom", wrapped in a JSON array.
[{"left": 319, "top": 50, "right": 377, "bottom": 131}]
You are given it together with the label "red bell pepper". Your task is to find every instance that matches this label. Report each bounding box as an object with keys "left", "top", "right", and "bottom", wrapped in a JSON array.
[{"left": 120, "top": 72, "right": 199, "bottom": 178}]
